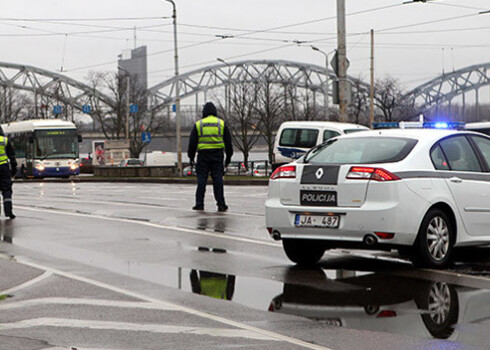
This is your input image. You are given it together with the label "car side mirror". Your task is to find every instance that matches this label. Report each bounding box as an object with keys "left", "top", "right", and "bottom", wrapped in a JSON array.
[{"left": 78, "top": 134, "right": 83, "bottom": 142}]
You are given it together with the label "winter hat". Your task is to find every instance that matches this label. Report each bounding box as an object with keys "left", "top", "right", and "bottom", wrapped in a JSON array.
[{"left": 202, "top": 102, "right": 217, "bottom": 118}]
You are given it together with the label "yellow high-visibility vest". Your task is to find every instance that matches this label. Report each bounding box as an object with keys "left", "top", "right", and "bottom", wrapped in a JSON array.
[
  {"left": 196, "top": 115, "right": 225, "bottom": 150},
  {"left": 0, "top": 136, "right": 9, "bottom": 165}
]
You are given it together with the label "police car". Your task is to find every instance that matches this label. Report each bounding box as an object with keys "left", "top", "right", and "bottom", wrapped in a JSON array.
[{"left": 265, "top": 122, "right": 490, "bottom": 268}]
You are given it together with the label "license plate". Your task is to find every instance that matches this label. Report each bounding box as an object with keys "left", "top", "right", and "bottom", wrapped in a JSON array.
[
  {"left": 300, "top": 190, "right": 337, "bottom": 206},
  {"left": 295, "top": 214, "right": 340, "bottom": 228}
]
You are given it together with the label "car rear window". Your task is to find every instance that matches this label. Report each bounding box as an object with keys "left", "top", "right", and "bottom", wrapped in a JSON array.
[
  {"left": 279, "top": 128, "right": 319, "bottom": 148},
  {"left": 305, "top": 137, "right": 418, "bottom": 164}
]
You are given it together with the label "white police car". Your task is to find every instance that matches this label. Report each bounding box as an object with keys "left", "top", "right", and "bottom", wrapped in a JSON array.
[{"left": 265, "top": 125, "right": 490, "bottom": 268}]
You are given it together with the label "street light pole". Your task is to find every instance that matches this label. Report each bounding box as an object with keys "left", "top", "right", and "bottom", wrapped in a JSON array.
[
  {"left": 311, "top": 46, "right": 330, "bottom": 120},
  {"left": 166, "top": 0, "right": 182, "bottom": 176},
  {"left": 217, "top": 58, "right": 231, "bottom": 116},
  {"left": 117, "top": 66, "right": 131, "bottom": 141}
]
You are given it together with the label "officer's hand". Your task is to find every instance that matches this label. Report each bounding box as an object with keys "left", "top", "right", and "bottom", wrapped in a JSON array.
[
  {"left": 190, "top": 159, "right": 195, "bottom": 167},
  {"left": 10, "top": 167, "right": 17, "bottom": 178},
  {"left": 225, "top": 157, "right": 231, "bottom": 167}
]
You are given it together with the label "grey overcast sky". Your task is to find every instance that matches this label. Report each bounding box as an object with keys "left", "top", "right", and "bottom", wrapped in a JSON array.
[{"left": 0, "top": 0, "right": 489, "bottom": 91}]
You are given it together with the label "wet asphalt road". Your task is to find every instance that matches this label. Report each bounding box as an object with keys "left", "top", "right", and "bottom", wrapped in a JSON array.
[{"left": 1, "top": 181, "right": 490, "bottom": 349}]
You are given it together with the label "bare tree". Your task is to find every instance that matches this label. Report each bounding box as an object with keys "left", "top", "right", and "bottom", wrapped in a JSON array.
[
  {"left": 225, "top": 82, "right": 262, "bottom": 169},
  {"left": 349, "top": 76, "right": 369, "bottom": 126},
  {"left": 255, "top": 76, "right": 285, "bottom": 163},
  {"left": 86, "top": 71, "right": 170, "bottom": 157},
  {"left": 374, "top": 75, "right": 417, "bottom": 122},
  {"left": 0, "top": 88, "right": 33, "bottom": 123}
]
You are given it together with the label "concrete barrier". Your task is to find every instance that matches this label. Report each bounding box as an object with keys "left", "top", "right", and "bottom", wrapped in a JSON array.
[{"left": 94, "top": 166, "right": 178, "bottom": 177}]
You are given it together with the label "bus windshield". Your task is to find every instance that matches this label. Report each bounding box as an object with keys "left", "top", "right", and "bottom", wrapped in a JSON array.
[{"left": 34, "top": 129, "right": 79, "bottom": 159}]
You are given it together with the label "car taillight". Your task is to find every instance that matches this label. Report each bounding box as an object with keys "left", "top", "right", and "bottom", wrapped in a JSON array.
[
  {"left": 270, "top": 165, "right": 296, "bottom": 180},
  {"left": 346, "top": 166, "right": 400, "bottom": 182}
]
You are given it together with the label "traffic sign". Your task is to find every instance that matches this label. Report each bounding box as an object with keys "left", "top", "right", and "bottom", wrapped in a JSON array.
[
  {"left": 82, "top": 105, "right": 91, "bottom": 114},
  {"left": 53, "top": 105, "right": 63, "bottom": 114},
  {"left": 330, "top": 50, "right": 349, "bottom": 77},
  {"left": 141, "top": 132, "right": 151, "bottom": 144},
  {"left": 172, "top": 104, "right": 176, "bottom": 112},
  {"left": 130, "top": 104, "right": 139, "bottom": 113}
]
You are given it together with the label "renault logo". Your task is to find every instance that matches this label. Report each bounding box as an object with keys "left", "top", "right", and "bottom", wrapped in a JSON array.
[{"left": 315, "top": 168, "right": 324, "bottom": 180}]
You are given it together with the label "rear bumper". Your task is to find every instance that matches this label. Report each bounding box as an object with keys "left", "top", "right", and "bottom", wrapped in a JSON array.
[{"left": 265, "top": 198, "right": 421, "bottom": 246}]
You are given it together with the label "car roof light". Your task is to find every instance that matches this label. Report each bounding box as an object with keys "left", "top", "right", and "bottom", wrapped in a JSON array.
[{"left": 373, "top": 121, "right": 465, "bottom": 130}]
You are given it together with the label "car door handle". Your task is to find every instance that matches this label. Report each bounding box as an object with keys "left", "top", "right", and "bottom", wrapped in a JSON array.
[{"left": 449, "top": 177, "right": 463, "bottom": 184}]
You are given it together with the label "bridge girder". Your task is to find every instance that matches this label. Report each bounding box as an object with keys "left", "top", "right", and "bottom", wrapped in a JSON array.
[
  {"left": 0, "top": 61, "right": 114, "bottom": 111},
  {"left": 403, "top": 62, "right": 490, "bottom": 109},
  {"left": 148, "top": 59, "right": 369, "bottom": 110}
]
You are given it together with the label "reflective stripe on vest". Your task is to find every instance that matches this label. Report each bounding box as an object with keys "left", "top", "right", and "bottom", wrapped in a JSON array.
[
  {"left": 196, "top": 116, "right": 225, "bottom": 150},
  {"left": 0, "top": 136, "right": 8, "bottom": 165}
]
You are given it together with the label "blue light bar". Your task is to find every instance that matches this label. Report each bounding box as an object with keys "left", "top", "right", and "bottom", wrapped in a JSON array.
[
  {"left": 372, "top": 121, "right": 465, "bottom": 130},
  {"left": 423, "top": 122, "right": 465, "bottom": 130},
  {"left": 372, "top": 122, "right": 400, "bottom": 129}
]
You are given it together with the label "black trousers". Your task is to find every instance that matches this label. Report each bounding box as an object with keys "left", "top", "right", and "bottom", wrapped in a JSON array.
[
  {"left": 195, "top": 150, "right": 226, "bottom": 208},
  {"left": 0, "top": 164, "right": 13, "bottom": 216}
]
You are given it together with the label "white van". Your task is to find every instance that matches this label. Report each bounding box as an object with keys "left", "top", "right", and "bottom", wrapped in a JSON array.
[
  {"left": 272, "top": 121, "right": 369, "bottom": 168},
  {"left": 145, "top": 151, "right": 176, "bottom": 166},
  {"left": 465, "top": 122, "right": 490, "bottom": 136}
]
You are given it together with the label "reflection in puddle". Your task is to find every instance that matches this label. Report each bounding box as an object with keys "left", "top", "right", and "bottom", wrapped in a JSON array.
[
  {"left": 269, "top": 267, "right": 490, "bottom": 344},
  {"left": 190, "top": 270, "right": 235, "bottom": 300}
]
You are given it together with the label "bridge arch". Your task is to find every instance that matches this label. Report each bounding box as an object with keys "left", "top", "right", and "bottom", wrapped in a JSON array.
[
  {"left": 403, "top": 62, "right": 490, "bottom": 113},
  {"left": 148, "top": 59, "right": 369, "bottom": 111},
  {"left": 0, "top": 61, "right": 114, "bottom": 114}
]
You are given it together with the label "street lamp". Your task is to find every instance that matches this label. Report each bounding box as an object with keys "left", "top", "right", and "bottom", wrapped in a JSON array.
[
  {"left": 164, "top": 0, "right": 182, "bottom": 176},
  {"left": 217, "top": 58, "right": 231, "bottom": 116},
  {"left": 311, "top": 46, "right": 330, "bottom": 119}
]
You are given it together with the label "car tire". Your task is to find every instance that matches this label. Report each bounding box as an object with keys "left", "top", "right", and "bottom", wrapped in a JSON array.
[
  {"left": 282, "top": 239, "right": 325, "bottom": 266},
  {"left": 413, "top": 209, "right": 454, "bottom": 268}
]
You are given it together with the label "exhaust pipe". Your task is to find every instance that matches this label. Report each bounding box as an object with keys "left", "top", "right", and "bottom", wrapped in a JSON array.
[
  {"left": 363, "top": 234, "right": 378, "bottom": 247},
  {"left": 271, "top": 230, "right": 281, "bottom": 241}
]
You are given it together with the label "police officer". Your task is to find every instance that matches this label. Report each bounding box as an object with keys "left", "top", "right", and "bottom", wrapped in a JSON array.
[
  {"left": 0, "top": 127, "right": 17, "bottom": 219},
  {"left": 187, "top": 102, "right": 233, "bottom": 212}
]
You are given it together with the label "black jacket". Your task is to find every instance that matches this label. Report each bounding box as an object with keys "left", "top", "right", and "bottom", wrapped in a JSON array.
[
  {"left": 5, "top": 138, "right": 17, "bottom": 170},
  {"left": 187, "top": 120, "right": 233, "bottom": 161}
]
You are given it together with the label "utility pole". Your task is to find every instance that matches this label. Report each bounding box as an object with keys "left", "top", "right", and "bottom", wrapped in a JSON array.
[
  {"left": 166, "top": 0, "right": 182, "bottom": 177},
  {"left": 369, "top": 29, "right": 375, "bottom": 127},
  {"left": 126, "top": 75, "right": 130, "bottom": 140},
  {"left": 337, "top": 0, "right": 348, "bottom": 122}
]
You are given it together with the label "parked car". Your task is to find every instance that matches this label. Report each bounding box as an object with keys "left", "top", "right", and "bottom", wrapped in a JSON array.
[
  {"left": 265, "top": 127, "right": 490, "bottom": 268},
  {"left": 79, "top": 156, "right": 94, "bottom": 174},
  {"left": 225, "top": 161, "right": 251, "bottom": 176},
  {"left": 119, "top": 158, "right": 143, "bottom": 167},
  {"left": 272, "top": 121, "right": 369, "bottom": 170},
  {"left": 252, "top": 163, "right": 271, "bottom": 177},
  {"left": 183, "top": 165, "right": 196, "bottom": 176}
]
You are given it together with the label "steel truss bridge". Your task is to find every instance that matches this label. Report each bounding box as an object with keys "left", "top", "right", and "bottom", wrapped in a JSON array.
[{"left": 0, "top": 60, "right": 488, "bottom": 118}]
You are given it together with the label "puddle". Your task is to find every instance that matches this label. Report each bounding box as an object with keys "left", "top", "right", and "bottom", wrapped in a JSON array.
[{"left": 4, "top": 229, "right": 490, "bottom": 346}]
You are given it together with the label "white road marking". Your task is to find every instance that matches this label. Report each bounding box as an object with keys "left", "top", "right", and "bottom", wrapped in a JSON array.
[
  {"left": 16, "top": 206, "right": 280, "bottom": 248},
  {"left": 0, "top": 271, "right": 52, "bottom": 295},
  {"left": 0, "top": 318, "right": 279, "bottom": 341},
  {"left": 0, "top": 298, "right": 177, "bottom": 311},
  {"left": 12, "top": 259, "right": 333, "bottom": 350},
  {"left": 15, "top": 196, "right": 265, "bottom": 218}
]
